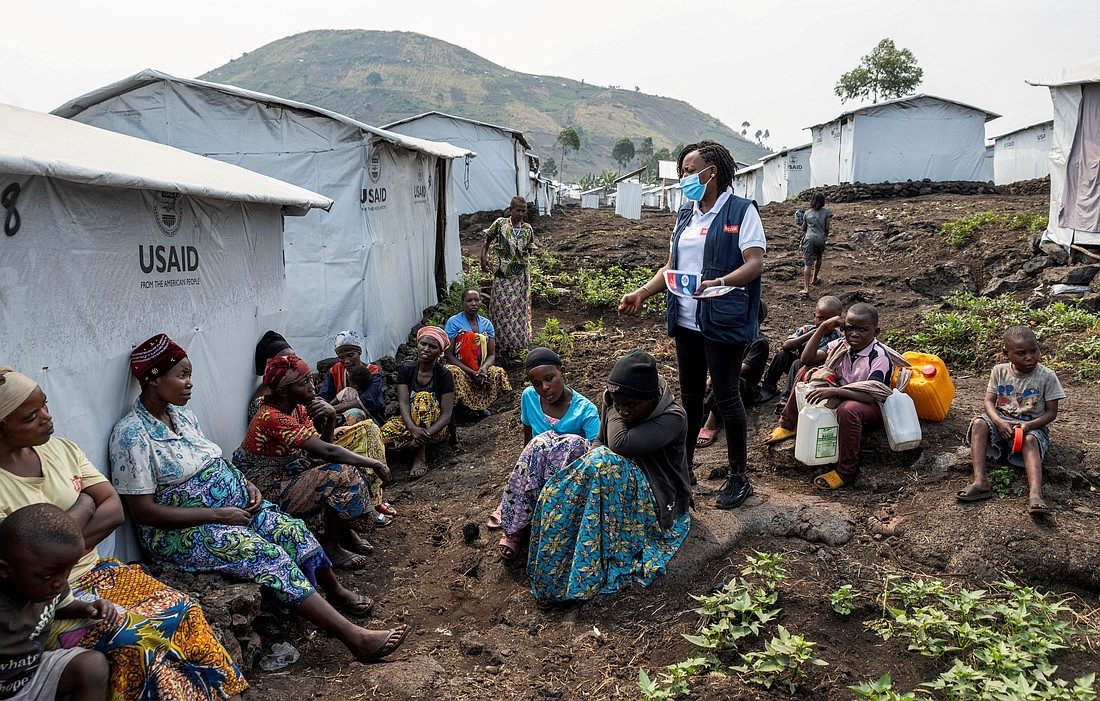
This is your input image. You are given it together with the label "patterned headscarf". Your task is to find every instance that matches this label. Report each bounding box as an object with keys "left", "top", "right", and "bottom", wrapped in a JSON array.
[
  {"left": 130, "top": 334, "right": 187, "bottom": 386},
  {"left": 417, "top": 326, "right": 450, "bottom": 351},
  {"left": 0, "top": 367, "right": 38, "bottom": 422},
  {"left": 333, "top": 330, "right": 363, "bottom": 352},
  {"left": 264, "top": 354, "right": 311, "bottom": 393}
]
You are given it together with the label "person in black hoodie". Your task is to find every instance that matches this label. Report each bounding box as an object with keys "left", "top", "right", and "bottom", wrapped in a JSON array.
[{"left": 527, "top": 350, "right": 692, "bottom": 604}]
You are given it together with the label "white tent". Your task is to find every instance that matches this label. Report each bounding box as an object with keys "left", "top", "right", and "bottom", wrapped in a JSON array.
[
  {"left": 615, "top": 181, "right": 643, "bottom": 219},
  {"left": 982, "top": 144, "right": 995, "bottom": 182},
  {"left": 0, "top": 103, "right": 330, "bottom": 556},
  {"left": 54, "top": 70, "right": 474, "bottom": 366},
  {"left": 807, "top": 94, "right": 1000, "bottom": 186},
  {"left": 733, "top": 162, "right": 764, "bottom": 202},
  {"left": 760, "top": 143, "right": 812, "bottom": 204},
  {"left": 990, "top": 121, "right": 1053, "bottom": 185},
  {"left": 384, "top": 111, "right": 544, "bottom": 215}
]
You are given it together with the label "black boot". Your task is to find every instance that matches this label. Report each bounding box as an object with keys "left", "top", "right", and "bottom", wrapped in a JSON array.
[{"left": 715, "top": 474, "right": 754, "bottom": 509}]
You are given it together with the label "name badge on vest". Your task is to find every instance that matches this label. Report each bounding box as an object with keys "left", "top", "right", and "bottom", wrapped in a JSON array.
[{"left": 724, "top": 224, "right": 739, "bottom": 234}]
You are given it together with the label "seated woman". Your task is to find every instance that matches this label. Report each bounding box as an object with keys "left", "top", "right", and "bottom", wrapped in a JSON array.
[
  {"left": 490, "top": 347, "right": 600, "bottom": 560},
  {"left": 379, "top": 327, "right": 455, "bottom": 480},
  {"left": 110, "top": 335, "right": 408, "bottom": 664},
  {"left": 527, "top": 350, "right": 693, "bottom": 604},
  {"left": 318, "top": 330, "right": 385, "bottom": 426},
  {"left": 443, "top": 289, "right": 512, "bottom": 417},
  {"left": 0, "top": 365, "right": 247, "bottom": 700},
  {"left": 248, "top": 330, "right": 296, "bottom": 421},
  {"left": 233, "top": 354, "right": 392, "bottom": 569}
]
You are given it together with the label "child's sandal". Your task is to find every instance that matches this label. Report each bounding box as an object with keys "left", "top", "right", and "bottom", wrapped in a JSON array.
[{"left": 814, "top": 470, "right": 849, "bottom": 491}]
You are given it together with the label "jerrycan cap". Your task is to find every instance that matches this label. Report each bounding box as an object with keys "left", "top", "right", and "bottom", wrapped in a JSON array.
[{"left": 921, "top": 364, "right": 937, "bottom": 379}]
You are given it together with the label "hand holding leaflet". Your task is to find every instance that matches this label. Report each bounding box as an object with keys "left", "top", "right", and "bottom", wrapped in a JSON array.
[{"left": 664, "top": 269, "right": 738, "bottom": 299}]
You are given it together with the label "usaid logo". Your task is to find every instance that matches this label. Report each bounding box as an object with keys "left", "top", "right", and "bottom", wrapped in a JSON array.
[
  {"left": 368, "top": 150, "right": 383, "bottom": 183},
  {"left": 153, "top": 192, "right": 182, "bottom": 237}
]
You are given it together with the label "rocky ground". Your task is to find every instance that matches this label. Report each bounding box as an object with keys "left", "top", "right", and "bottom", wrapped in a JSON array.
[{"left": 162, "top": 187, "right": 1100, "bottom": 699}]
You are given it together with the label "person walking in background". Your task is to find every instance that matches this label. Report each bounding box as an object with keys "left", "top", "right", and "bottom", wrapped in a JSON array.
[
  {"left": 481, "top": 196, "right": 535, "bottom": 360},
  {"left": 800, "top": 193, "right": 832, "bottom": 295}
]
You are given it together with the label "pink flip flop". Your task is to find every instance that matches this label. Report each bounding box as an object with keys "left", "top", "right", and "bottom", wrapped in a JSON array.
[{"left": 487, "top": 504, "right": 502, "bottom": 530}]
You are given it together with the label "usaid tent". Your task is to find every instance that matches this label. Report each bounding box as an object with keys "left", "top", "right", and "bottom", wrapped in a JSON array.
[
  {"left": 54, "top": 70, "right": 473, "bottom": 365},
  {"left": 0, "top": 103, "right": 330, "bottom": 555},
  {"left": 1028, "top": 58, "right": 1100, "bottom": 247},
  {"left": 384, "top": 111, "right": 543, "bottom": 215},
  {"left": 733, "top": 162, "right": 764, "bottom": 202},
  {"left": 991, "top": 121, "right": 1053, "bottom": 184},
  {"left": 807, "top": 94, "right": 1000, "bottom": 186},
  {"left": 760, "top": 143, "right": 812, "bottom": 204}
]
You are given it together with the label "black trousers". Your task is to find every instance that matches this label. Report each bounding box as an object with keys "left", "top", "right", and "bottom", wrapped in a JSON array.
[
  {"left": 762, "top": 347, "right": 799, "bottom": 391},
  {"left": 675, "top": 329, "right": 747, "bottom": 475}
]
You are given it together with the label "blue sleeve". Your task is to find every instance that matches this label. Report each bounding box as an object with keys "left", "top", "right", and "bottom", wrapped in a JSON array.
[
  {"left": 318, "top": 369, "right": 336, "bottom": 401},
  {"left": 443, "top": 314, "right": 462, "bottom": 339},
  {"left": 519, "top": 386, "right": 535, "bottom": 427},
  {"left": 359, "top": 368, "right": 384, "bottom": 414},
  {"left": 482, "top": 316, "right": 496, "bottom": 339},
  {"left": 579, "top": 398, "right": 601, "bottom": 440}
]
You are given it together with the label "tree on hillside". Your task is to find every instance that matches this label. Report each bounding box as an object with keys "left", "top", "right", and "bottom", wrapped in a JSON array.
[
  {"left": 641, "top": 145, "right": 670, "bottom": 184},
  {"left": 834, "top": 38, "right": 923, "bottom": 103},
  {"left": 542, "top": 157, "right": 558, "bottom": 179},
  {"left": 612, "top": 138, "right": 636, "bottom": 171},
  {"left": 556, "top": 126, "right": 581, "bottom": 184},
  {"left": 638, "top": 137, "right": 655, "bottom": 162}
]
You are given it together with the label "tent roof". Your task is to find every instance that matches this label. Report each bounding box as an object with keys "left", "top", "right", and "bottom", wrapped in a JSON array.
[
  {"left": 0, "top": 102, "right": 331, "bottom": 215},
  {"left": 759, "top": 142, "right": 812, "bottom": 163},
  {"left": 1027, "top": 56, "right": 1100, "bottom": 87},
  {"left": 382, "top": 111, "right": 531, "bottom": 149},
  {"left": 52, "top": 69, "right": 475, "bottom": 161},
  {"left": 806, "top": 93, "right": 1002, "bottom": 130},
  {"left": 735, "top": 162, "right": 764, "bottom": 176},
  {"left": 613, "top": 166, "right": 647, "bottom": 183},
  {"left": 989, "top": 120, "right": 1054, "bottom": 141}
]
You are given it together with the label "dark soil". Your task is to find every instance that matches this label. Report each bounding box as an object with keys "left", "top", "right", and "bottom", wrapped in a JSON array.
[{"left": 242, "top": 195, "right": 1100, "bottom": 700}]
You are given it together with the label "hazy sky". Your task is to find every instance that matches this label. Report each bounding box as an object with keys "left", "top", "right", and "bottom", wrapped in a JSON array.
[{"left": 6, "top": 0, "right": 1097, "bottom": 151}]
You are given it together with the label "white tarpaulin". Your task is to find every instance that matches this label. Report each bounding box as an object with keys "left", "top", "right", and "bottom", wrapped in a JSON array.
[
  {"left": 808, "top": 94, "right": 999, "bottom": 186},
  {"left": 0, "top": 103, "right": 328, "bottom": 559},
  {"left": 1028, "top": 58, "right": 1100, "bottom": 247},
  {"left": 385, "top": 112, "right": 538, "bottom": 215},
  {"left": 760, "top": 144, "right": 811, "bottom": 204},
  {"left": 991, "top": 122, "right": 1052, "bottom": 184},
  {"left": 733, "top": 163, "right": 763, "bottom": 202},
  {"left": 55, "top": 71, "right": 472, "bottom": 365}
]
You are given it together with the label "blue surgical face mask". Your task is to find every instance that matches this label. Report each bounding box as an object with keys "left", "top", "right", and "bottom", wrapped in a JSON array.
[{"left": 679, "top": 165, "right": 715, "bottom": 201}]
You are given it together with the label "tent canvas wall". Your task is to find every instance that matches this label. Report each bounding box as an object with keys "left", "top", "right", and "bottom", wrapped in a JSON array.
[
  {"left": 55, "top": 70, "right": 473, "bottom": 366},
  {"left": 733, "top": 163, "right": 764, "bottom": 202},
  {"left": 760, "top": 143, "right": 812, "bottom": 204},
  {"left": 991, "top": 121, "right": 1053, "bottom": 184},
  {"left": 615, "top": 181, "right": 642, "bottom": 219},
  {"left": 384, "top": 112, "right": 542, "bottom": 215},
  {"left": 1029, "top": 58, "right": 1100, "bottom": 247},
  {"left": 0, "top": 103, "right": 330, "bottom": 558},
  {"left": 807, "top": 95, "right": 999, "bottom": 186}
]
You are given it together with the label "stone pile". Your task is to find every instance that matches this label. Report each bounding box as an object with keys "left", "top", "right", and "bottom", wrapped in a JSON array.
[{"left": 795, "top": 179, "right": 1000, "bottom": 203}]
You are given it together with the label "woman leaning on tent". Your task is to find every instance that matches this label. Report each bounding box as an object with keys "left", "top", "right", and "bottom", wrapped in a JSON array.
[
  {"left": 0, "top": 365, "right": 249, "bottom": 700},
  {"left": 481, "top": 196, "right": 535, "bottom": 359},
  {"left": 620, "top": 140, "right": 766, "bottom": 511}
]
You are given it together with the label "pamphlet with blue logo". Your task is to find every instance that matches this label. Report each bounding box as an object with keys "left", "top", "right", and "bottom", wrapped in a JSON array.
[{"left": 664, "top": 269, "right": 737, "bottom": 299}]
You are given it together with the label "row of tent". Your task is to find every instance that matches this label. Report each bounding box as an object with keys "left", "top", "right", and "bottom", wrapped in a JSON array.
[{"left": 1, "top": 70, "right": 551, "bottom": 531}]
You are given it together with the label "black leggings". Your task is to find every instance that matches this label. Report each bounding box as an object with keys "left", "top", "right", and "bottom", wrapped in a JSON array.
[{"left": 675, "top": 329, "right": 747, "bottom": 475}]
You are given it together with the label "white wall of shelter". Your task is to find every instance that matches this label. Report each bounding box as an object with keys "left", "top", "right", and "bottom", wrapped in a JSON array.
[
  {"left": 385, "top": 112, "right": 542, "bottom": 215},
  {"left": 808, "top": 95, "right": 999, "bottom": 187},
  {"left": 991, "top": 121, "right": 1053, "bottom": 185},
  {"left": 0, "top": 103, "right": 330, "bottom": 559},
  {"left": 54, "top": 70, "right": 473, "bottom": 367},
  {"left": 760, "top": 143, "right": 812, "bottom": 204},
  {"left": 733, "top": 162, "right": 764, "bottom": 202}
]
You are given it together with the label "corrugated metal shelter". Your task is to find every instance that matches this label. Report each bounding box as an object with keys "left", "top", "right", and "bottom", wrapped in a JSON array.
[
  {"left": 0, "top": 103, "right": 330, "bottom": 557},
  {"left": 384, "top": 111, "right": 545, "bottom": 215},
  {"left": 807, "top": 94, "right": 1000, "bottom": 186},
  {"left": 760, "top": 143, "right": 812, "bottom": 204},
  {"left": 54, "top": 70, "right": 473, "bottom": 366},
  {"left": 990, "top": 121, "right": 1053, "bottom": 185},
  {"left": 1028, "top": 58, "right": 1100, "bottom": 247}
]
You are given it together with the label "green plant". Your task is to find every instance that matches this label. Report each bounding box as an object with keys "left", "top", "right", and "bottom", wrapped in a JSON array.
[
  {"left": 1075, "top": 359, "right": 1100, "bottom": 382},
  {"left": 828, "top": 585, "right": 857, "bottom": 616},
  {"left": 559, "top": 264, "right": 657, "bottom": 312},
  {"left": 731, "top": 625, "right": 828, "bottom": 694},
  {"left": 938, "top": 211, "right": 1047, "bottom": 248},
  {"left": 849, "top": 673, "right": 921, "bottom": 701},
  {"left": 582, "top": 318, "right": 604, "bottom": 332},
  {"left": 529, "top": 317, "right": 573, "bottom": 358},
  {"left": 988, "top": 465, "right": 1021, "bottom": 498}
]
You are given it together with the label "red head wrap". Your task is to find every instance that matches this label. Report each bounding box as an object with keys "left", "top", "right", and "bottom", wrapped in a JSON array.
[
  {"left": 416, "top": 325, "right": 450, "bottom": 351},
  {"left": 130, "top": 334, "right": 187, "bottom": 385},
  {"left": 264, "top": 354, "right": 311, "bottom": 393}
]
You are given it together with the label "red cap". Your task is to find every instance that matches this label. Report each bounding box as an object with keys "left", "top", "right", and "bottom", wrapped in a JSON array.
[{"left": 921, "top": 364, "right": 937, "bottom": 379}]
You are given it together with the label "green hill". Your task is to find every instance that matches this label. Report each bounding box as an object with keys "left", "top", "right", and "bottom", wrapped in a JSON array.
[{"left": 200, "top": 29, "right": 769, "bottom": 179}]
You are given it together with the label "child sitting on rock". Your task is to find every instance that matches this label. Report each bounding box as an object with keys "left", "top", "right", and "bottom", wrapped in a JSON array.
[
  {"left": 764, "top": 303, "right": 909, "bottom": 490},
  {"left": 758, "top": 295, "right": 843, "bottom": 406},
  {"left": 956, "top": 326, "right": 1064, "bottom": 515}
]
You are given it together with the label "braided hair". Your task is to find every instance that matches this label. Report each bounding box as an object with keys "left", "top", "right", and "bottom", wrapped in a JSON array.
[{"left": 677, "top": 140, "right": 737, "bottom": 193}]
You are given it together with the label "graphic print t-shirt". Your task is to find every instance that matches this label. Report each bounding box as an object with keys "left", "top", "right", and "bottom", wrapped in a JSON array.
[
  {"left": 986, "top": 362, "right": 1066, "bottom": 421},
  {"left": 0, "top": 590, "right": 64, "bottom": 699}
]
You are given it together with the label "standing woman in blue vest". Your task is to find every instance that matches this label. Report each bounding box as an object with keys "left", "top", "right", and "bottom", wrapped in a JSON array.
[{"left": 619, "top": 140, "right": 766, "bottom": 509}]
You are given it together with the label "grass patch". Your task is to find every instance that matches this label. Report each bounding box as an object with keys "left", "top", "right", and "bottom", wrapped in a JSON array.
[
  {"left": 940, "top": 211, "right": 1048, "bottom": 248},
  {"left": 559, "top": 263, "right": 658, "bottom": 312}
]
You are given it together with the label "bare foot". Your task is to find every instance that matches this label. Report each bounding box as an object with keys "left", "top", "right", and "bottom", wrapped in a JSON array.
[
  {"left": 812, "top": 277, "right": 823, "bottom": 285},
  {"left": 350, "top": 624, "right": 410, "bottom": 662}
]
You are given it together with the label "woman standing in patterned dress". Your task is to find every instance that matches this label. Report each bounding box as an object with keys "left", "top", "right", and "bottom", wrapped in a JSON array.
[{"left": 481, "top": 196, "right": 535, "bottom": 360}]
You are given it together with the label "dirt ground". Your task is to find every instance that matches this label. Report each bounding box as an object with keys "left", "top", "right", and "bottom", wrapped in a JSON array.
[{"left": 244, "top": 194, "right": 1100, "bottom": 699}]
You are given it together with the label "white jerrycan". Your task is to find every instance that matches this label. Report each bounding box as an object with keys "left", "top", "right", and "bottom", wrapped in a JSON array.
[
  {"left": 794, "top": 404, "right": 840, "bottom": 466},
  {"left": 883, "top": 388, "right": 922, "bottom": 451},
  {"left": 795, "top": 382, "right": 811, "bottom": 411}
]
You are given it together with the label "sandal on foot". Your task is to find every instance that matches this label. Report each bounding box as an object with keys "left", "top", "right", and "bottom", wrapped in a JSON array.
[
  {"left": 370, "top": 511, "right": 393, "bottom": 528},
  {"left": 696, "top": 427, "right": 721, "bottom": 448},
  {"left": 330, "top": 552, "right": 370, "bottom": 570},
  {"left": 765, "top": 426, "right": 797, "bottom": 445},
  {"left": 342, "top": 533, "right": 375, "bottom": 556},
  {"left": 499, "top": 532, "right": 523, "bottom": 560},
  {"left": 814, "top": 470, "right": 851, "bottom": 491},
  {"left": 486, "top": 504, "right": 503, "bottom": 530},
  {"left": 956, "top": 484, "right": 993, "bottom": 503},
  {"left": 1028, "top": 496, "right": 1050, "bottom": 515},
  {"left": 410, "top": 463, "right": 429, "bottom": 480},
  {"left": 336, "top": 593, "right": 375, "bottom": 617},
  {"left": 355, "top": 624, "right": 410, "bottom": 663},
  {"left": 377, "top": 502, "right": 398, "bottom": 516}
]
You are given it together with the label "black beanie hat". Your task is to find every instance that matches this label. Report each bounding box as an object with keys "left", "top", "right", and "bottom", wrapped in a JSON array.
[
  {"left": 255, "top": 330, "right": 291, "bottom": 376},
  {"left": 524, "top": 347, "right": 562, "bottom": 373},
  {"left": 607, "top": 349, "right": 660, "bottom": 399}
]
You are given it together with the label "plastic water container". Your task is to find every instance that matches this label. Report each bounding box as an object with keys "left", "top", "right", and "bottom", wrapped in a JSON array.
[
  {"left": 794, "top": 404, "right": 839, "bottom": 466},
  {"left": 900, "top": 352, "right": 954, "bottom": 421},
  {"left": 794, "top": 382, "right": 828, "bottom": 412},
  {"left": 883, "top": 389, "right": 922, "bottom": 451}
]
